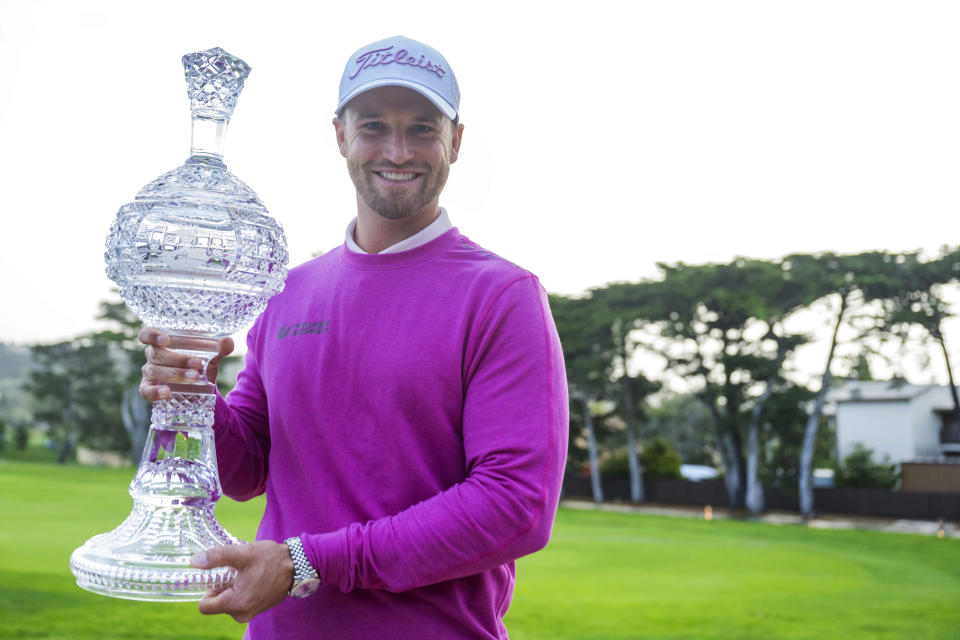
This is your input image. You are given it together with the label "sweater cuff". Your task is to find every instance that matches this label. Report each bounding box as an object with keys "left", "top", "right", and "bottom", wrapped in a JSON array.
[
  {"left": 301, "top": 529, "right": 348, "bottom": 592},
  {"left": 213, "top": 389, "right": 230, "bottom": 437}
]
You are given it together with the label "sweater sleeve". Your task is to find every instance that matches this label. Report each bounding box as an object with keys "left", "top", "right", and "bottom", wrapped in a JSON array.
[
  {"left": 212, "top": 323, "right": 272, "bottom": 502},
  {"left": 301, "top": 275, "right": 568, "bottom": 592}
]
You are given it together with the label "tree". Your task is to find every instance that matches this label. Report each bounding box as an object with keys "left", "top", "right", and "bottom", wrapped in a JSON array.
[
  {"left": 847, "top": 352, "right": 877, "bottom": 381},
  {"left": 834, "top": 443, "right": 899, "bottom": 489},
  {"left": 14, "top": 422, "right": 29, "bottom": 451},
  {"left": 613, "top": 319, "right": 660, "bottom": 502},
  {"left": 880, "top": 248, "right": 960, "bottom": 439},
  {"left": 0, "top": 342, "right": 31, "bottom": 378},
  {"left": 550, "top": 294, "right": 613, "bottom": 503},
  {"left": 0, "top": 343, "right": 34, "bottom": 451},
  {"left": 25, "top": 335, "right": 128, "bottom": 462},
  {"left": 552, "top": 248, "right": 951, "bottom": 515},
  {"left": 592, "top": 283, "right": 662, "bottom": 502},
  {"left": 792, "top": 251, "right": 904, "bottom": 517},
  {"left": 96, "top": 299, "right": 153, "bottom": 463},
  {"left": 639, "top": 437, "right": 682, "bottom": 479},
  {"left": 630, "top": 259, "right": 813, "bottom": 511},
  {"left": 757, "top": 383, "right": 829, "bottom": 491},
  {"left": 644, "top": 393, "right": 717, "bottom": 465},
  {"left": 741, "top": 260, "right": 813, "bottom": 513}
]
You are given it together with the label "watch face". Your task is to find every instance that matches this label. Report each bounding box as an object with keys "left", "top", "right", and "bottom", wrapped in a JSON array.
[{"left": 291, "top": 578, "right": 321, "bottom": 598}]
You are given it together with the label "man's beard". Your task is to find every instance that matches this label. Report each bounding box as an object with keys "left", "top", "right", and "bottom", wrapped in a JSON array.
[{"left": 348, "top": 159, "right": 449, "bottom": 220}]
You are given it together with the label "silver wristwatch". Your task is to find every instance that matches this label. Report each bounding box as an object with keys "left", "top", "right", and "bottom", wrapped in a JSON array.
[{"left": 284, "top": 535, "right": 321, "bottom": 598}]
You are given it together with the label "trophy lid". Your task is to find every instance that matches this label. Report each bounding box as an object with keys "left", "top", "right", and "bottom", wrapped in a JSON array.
[
  {"left": 182, "top": 47, "right": 251, "bottom": 120},
  {"left": 135, "top": 158, "right": 265, "bottom": 207}
]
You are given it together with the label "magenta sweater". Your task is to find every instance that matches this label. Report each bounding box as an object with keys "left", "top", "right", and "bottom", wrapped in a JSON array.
[{"left": 213, "top": 228, "right": 568, "bottom": 639}]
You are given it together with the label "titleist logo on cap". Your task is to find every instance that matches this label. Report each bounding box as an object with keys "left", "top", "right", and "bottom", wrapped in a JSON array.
[{"left": 348, "top": 45, "right": 446, "bottom": 80}]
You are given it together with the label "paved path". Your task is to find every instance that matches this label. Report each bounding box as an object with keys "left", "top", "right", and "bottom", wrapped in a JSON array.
[{"left": 560, "top": 499, "right": 960, "bottom": 538}]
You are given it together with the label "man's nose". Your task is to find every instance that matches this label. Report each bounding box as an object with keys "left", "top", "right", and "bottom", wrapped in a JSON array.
[{"left": 384, "top": 132, "right": 414, "bottom": 164}]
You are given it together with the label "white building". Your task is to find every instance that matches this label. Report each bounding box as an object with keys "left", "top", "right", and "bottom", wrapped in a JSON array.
[{"left": 828, "top": 380, "right": 960, "bottom": 463}]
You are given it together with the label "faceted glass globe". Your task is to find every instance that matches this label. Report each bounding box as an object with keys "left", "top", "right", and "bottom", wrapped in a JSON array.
[{"left": 104, "top": 155, "right": 287, "bottom": 335}]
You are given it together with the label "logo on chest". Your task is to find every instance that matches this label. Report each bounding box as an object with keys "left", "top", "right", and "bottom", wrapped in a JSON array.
[{"left": 277, "top": 321, "right": 330, "bottom": 340}]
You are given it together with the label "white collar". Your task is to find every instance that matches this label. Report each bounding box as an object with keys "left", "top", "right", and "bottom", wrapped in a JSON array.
[{"left": 345, "top": 208, "right": 453, "bottom": 254}]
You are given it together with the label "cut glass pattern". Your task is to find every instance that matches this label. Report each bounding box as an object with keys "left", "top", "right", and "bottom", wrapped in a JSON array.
[
  {"left": 182, "top": 47, "right": 251, "bottom": 120},
  {"left": 71, "top": 47, "right": 287, "bottom": 601}
]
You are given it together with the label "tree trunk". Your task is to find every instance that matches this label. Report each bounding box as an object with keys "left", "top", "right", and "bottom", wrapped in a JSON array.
[
  {"left": 722, "top": 431, "right": 740, "bottom": 508},
  {"left": 800, "top": 293, "right": 847, "bottom": 517},
  {"left": 745, "top": 423, "right": 763, "bottom": 513},
  {"left": 122, "top": 385, "right": 152, "bottom": 465},
  {"left": 746, "top": 331, "right": 789, "bottom": 515},
  {"left": 722, "top": 425, "right": 747, "bottom": 509},
  {"left": 57, "top": 436, "right": 72, "bottom": 464},
  {"left": 622, "top": 376, "right": 644, "bottom": 502},
  {"left": 723, "top": 368, "right": 747, "bottom": 509},
  {"left": 745, "top": 382, "right": 775, "bottom": 514},
  {"left": 581, "top": 396, "right": 603, "bottom": 503},
  {"left": 933, "top": 321, "right": 960, "bottom": 433},
  {"left": 58, "top": 380, "right": 74, "bottom": 464},
  {"left": 699, "top": 388, "right": 743, "bottom": 509}
]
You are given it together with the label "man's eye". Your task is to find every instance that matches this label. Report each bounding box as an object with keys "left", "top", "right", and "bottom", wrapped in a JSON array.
[
  {"left": 412, "top": 125, "right": 434, "bottom": 133},
  {"left": 361, "top": 122, "right": 384, "bottom": 130}
]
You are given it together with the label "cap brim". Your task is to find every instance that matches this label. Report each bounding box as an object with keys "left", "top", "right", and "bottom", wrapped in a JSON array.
[{"left": 336, "top": 78, "right": 457, "bottom": 120}]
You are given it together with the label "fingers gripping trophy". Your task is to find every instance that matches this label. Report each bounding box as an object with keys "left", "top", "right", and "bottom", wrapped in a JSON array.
[{"left": 69, "top": 47, "right": 288, "bottom": 600}]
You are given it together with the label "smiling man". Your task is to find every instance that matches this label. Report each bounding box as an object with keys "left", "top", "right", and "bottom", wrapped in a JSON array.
[
  {"left": 139, "top": 35, "right": 567, "bottom": 639},
  {"left": 338, "top": 85, "right": 461, "bottom": 250}
]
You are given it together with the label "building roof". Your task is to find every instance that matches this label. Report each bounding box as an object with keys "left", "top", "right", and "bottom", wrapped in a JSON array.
[
  {"left": 829, "top": 379, "right": 938, "bottom": 404},
  {"left": 902, "top": 456, "right": 960, "bottom": 465}
]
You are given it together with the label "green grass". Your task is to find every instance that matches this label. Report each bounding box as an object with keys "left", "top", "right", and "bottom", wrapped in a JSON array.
[
  {"left": 507, "top": 509, "right": 960, "bottom": 639},
  {"left": 0, "top": 460, "right": 264, "bottom": 639},
  {"left": 1, "top": 461, "right": 958, "bottom": 639}
]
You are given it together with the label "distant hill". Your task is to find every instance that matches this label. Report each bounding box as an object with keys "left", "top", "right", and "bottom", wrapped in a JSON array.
[{"left": 0, "top": 343, "right": 32, "bottom": 379}]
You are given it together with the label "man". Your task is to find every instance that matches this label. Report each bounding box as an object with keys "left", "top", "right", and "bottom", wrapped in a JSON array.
[{"left": 139, "top": 35, "right": 567, "bottom": 639}]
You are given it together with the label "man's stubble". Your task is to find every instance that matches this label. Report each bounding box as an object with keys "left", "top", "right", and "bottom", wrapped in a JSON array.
[{"left": 347, "top": 158, "right": 450, "bottom": 221}]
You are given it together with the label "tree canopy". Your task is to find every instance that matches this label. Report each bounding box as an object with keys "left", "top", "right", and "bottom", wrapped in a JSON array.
[{"left": 552, "top": 247, "right": 960, "bottom": 512}]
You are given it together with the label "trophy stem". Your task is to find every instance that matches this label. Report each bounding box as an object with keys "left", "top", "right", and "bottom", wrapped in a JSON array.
[
  {"left": 190, "top": 115, "right": 228, "bottom": 160},
  {"left": 69, "top": 333, "right": 241, "bottom": 601}
]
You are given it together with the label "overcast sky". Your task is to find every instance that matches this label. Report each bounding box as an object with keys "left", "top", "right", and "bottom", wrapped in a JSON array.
[{"left": 2, "top": 0, "right": 960, "bottom": 368}]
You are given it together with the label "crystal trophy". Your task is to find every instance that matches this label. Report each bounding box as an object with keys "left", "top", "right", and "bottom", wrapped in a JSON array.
[{"left": 70, "top": 47, "right": 288, "bottom": 601}]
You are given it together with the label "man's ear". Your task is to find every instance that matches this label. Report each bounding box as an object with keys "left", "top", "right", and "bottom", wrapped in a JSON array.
[
  {"left": 450, "top": 122, "right": 464, "bottom": 164},
  {"left": 333, "top": 116, "right": 347, "bottom": 158}
]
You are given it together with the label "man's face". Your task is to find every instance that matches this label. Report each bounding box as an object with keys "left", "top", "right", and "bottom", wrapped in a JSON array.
[{"left": 334, "top": 86, "right": 463, "bottom": 221}]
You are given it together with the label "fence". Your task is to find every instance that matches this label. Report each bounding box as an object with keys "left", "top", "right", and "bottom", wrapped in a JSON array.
[{"left": 562, "top": 475, "right": 960, "bottom": 521}]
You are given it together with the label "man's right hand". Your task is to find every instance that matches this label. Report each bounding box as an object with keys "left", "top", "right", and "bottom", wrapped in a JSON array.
[{"left": 138, "top": 327, "right": 235, "bottom": 401}]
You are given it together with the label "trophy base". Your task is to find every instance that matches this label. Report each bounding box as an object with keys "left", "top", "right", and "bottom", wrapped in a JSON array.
[
  {"left": 70, "top": 500, "right": 241, "bottom": 601},
  {"left": 70, "top": 560, "right": 234, "bottom": 602},
  {"left": 70, "top": 377, "right": 242, "bottom": 601}
]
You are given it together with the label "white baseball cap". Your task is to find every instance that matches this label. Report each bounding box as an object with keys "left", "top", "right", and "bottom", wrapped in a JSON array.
[{"left": 336, "top": 35, "right": 460, "bottom": 120}]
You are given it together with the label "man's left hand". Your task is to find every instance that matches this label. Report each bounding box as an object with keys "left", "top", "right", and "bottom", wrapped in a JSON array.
[{"left": 191, "top": 541, "right": 295, "bottom": 623}]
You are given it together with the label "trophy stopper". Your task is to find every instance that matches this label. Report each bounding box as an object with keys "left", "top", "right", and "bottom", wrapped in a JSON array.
[{"left": 182, "top": 47, "right": 252, "bottom": 120}]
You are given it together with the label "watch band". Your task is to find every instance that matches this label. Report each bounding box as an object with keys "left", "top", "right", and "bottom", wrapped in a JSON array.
[{"left": 284, "top": 535, "right": 320, "bottom": 597}]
